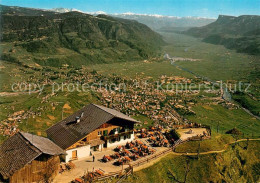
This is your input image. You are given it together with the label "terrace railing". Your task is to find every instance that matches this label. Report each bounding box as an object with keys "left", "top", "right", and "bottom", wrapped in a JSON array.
[
  {"left": 130, "top": 148, "right": 172, "bottom": 168},
  {"left": 91, "top": 148, "right": 173, "bottom": 182},
  {"left": 101, "top": 130, "right": 133, "bottom": 141},
  {"left": 91, "top": 165, "right": 133, "bottom": 182}
]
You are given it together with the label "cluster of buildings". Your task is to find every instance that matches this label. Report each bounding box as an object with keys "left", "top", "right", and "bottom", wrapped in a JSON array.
[
  {"left": 99, "top": 88, "right": 185, "bottom": 127},
  {"left": 0, "top": 67, "right": 221, "bottom": 138},
  {"left": 96, "top": 75, "right": 201, "bottom": 127},
  {"left": 0, "top": 107, "right": 45, "bottom": 137}
]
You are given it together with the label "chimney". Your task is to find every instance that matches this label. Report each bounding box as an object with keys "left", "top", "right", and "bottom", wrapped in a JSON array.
[{"left": 76, "top": 116, "right": 80, "bottom": 123}]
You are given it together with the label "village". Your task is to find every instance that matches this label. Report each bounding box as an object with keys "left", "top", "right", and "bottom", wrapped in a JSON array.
[{"left": 0, "top": 66, "right": 226, "bottom": 138}]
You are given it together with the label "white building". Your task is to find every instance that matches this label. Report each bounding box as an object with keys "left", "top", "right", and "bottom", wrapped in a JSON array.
[{"left": 46, "top": 104, "right": 139, "bottom": 162}]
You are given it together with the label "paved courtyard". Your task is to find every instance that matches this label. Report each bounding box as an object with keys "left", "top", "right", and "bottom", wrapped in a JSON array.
[
  {"left": 53, "top": 138, "right": 168, "bottom": 183},
  {"left": 177, "top": 128, "right": 207, "bottom": 140}
]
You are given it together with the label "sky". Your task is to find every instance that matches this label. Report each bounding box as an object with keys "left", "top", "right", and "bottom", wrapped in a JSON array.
[{"left": 1, "top": 0, "right": 259, "bottom": 18}]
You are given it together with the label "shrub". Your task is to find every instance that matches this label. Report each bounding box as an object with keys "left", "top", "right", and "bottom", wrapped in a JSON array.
[
  {"left": 169, "top": 129, "right": 181, "bottom": 140},
  {"left": 226, "top": 128, "right": 243, "bottom": 135}
]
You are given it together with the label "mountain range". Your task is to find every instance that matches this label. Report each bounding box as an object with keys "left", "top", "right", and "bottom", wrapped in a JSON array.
[
  {"left": 185, "top": 15, "right": 260, "bottom": 55},
  {"left": 0, "top": 5, "right": 164, "bottom": 67},
  {"left": 50, "top": 8, "right": 216, "bottom": 30},
  {"left": 113, "top": 13, "right": 215, "bottom": 30}
]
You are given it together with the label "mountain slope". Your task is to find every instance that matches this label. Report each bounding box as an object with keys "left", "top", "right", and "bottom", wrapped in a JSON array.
[
  {"left": 185, "top": 15, "right": 260, "bottom": 55},
  {"left": 0, "top": 5, "right": 164, "bottom": 67}
]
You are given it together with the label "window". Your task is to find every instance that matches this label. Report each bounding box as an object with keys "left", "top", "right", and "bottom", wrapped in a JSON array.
[
  {"left": 103, "top": 130, "right": 108, "bottom": 136},
  {"left": 114, "top": 127, "right": 121, "bottom": 133},
  {"left": 113, "top": 128, "right": 118, "bottom": 134},
  {"left": 98, "top": 131, "right": 102, "bottom": 136}
]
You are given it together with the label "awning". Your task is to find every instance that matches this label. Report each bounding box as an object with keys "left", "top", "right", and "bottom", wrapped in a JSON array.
[{"left": 89, "top": 139, "right": 105, "bottom": 147}]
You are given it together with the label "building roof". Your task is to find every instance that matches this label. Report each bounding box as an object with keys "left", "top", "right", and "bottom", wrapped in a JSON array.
[
  {"left": 0, "top": 132, "right": 65, "bottom": 179},
  {"left": 20, "top": 132, "right": 65, "bottom": 156},
  {"left": 89, "top": 139, "right": 105, "bottom": 147},
  {"left": 46, "top": 104, "right": 139, "bottom": 150}
]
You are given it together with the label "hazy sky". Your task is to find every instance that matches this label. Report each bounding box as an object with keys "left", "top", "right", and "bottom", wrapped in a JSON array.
[{"left": 1, "top": 0, "right": 259, "bottom": 18}]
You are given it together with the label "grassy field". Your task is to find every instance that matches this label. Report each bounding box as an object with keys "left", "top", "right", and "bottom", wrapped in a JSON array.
[
  {"left": 186, "top": 104, "right": 260, "bottom": 136},
  {"left": 232, "top": 92, "right": 260, "bottom": 117},
  {"left": 160, "top": 32, "right": 260, "bottom": 82},
  {"left": 125, "top": 141, "right": 260, "bottom": 183},
  {"left": 88, "top": 60, "right": 194, "bottom": 80},
  {"left": 174, "top": 133, "right": 234, "bottom": 153},
  {"left": 132, "top": 114, "right": 154, "bottom": 129}
]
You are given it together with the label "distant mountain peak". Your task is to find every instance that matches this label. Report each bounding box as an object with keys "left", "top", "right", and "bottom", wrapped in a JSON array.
[
  {"left": 118, "top": 12, "right": 175, "bottom": 18},
  {"left": 218, "top": 15, "right": 236, "bottom": 18},
  {"left": 115, "top": 12, "right": 215, "bottom": 20},
  {"left": 51, "top": 8, "right": 84, "bottom": 13},
  {"left": 112, "top": 13, "right": 216, "bottom": 29},
  {"left": 185, "top": 14, "right": 260, "bottom": 55},
  {"left": 217, "top": 15, "right": 236, "bottom": 21},
  {"left": 50, "top": 8, "right": 107, "bottom": 15}
]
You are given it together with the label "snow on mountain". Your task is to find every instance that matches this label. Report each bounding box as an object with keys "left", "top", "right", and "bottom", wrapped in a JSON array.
[
  {"left": 47, "top": 8, "right": 216, "bottom": 29},
  {"left": 50, "top": 8, "right": 106, "bottom": 15}
]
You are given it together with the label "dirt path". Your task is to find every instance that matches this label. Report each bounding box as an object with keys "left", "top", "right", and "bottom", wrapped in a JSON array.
[
  {"left": 172, "top": 138, "right": 260, "bottom": 156},
  {"left": 0, "top": 91, "right": 39, "bottom": 96},
  {"left": 133, "top": 138, "right": 260, "bottom": 172}
]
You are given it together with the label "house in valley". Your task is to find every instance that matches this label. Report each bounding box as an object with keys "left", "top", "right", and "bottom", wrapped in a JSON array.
[
  {"left": 0, "top": 132, "right": 65, "bottom": 183},
  {"left": 46, "top": 104, "right": 139, "bottom": 162}
]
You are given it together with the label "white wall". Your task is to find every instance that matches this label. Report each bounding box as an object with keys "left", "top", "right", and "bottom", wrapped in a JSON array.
[
  {"left": 99, "top": 144, "right": 103, "bottom": 151},
  {"left": 106, "top": 132, "right": 135, "bottom": 148},
  {"left": 65, "top": 145, "right": 91, "bottom": 163}
]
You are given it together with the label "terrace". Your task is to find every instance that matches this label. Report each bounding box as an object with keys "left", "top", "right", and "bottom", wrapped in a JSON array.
[{"left": 53, "top": 138, "right": 169, "bottom": 183}]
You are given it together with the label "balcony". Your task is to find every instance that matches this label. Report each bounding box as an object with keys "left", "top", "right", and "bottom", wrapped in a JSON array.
[{"left": 101, "top": 130, "right": 133, "bottom": 141}]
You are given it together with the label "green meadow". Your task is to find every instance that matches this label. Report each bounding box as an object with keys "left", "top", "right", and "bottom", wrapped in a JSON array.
[
  {"left": 89, "top": 60, "right": 194, "bottom": 79},
  {"left": 125, "top": 141, "right": 260, "bottom": 183}
]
